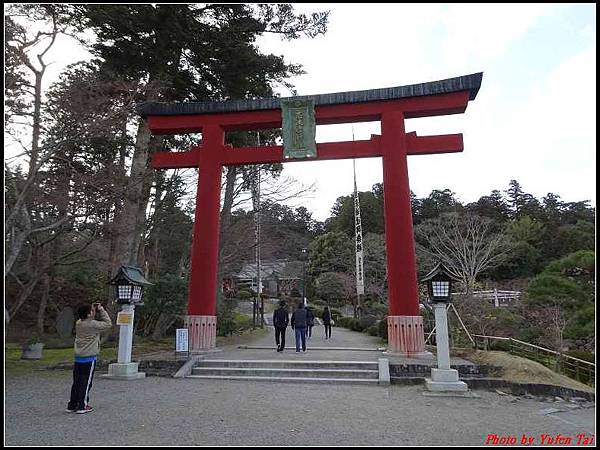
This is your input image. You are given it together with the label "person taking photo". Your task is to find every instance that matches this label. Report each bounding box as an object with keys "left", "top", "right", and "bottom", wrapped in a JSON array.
[{"left": 66, "top": 302, "right": 111, "bottom": 414}]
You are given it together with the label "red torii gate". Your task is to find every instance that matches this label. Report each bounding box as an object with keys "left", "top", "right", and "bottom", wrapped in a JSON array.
[{"left": 139, "top": 72, "right": 482, "bottom": 355}]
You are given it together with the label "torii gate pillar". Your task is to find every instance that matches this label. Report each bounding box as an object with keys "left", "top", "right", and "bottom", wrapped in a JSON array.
[
  {"left": 382, "top": 111, "right": 425, "bottom": 354},
  {"left": 184, "top": 125, "right": 223, "bottom": 351}
]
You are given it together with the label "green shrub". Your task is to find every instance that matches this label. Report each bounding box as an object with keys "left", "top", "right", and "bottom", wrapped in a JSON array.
[
  {"left": 234, "top": 313, "right": 253, "bottom": 332},
  {"left": 378, "top": 317, "right": 388, "bottom": 341},
  {"left": 217, "top": 312, "right": 254, "bottom": 337},
  {"left": 350, "top": 318, "right": 364, "bottom": 332},
  {"left": 329, "top": 308, "right": 342, "bottom": 319},
  {"left": 138, "top": 274, "right": 187, "bottom": 337},
  {"left": 366, "top": 325, "right": 379, "bottom": 336},
  {"left": 565, "top": 349, "right": 594, "bottom": 362},
  {"left": 489, "top": 339, "right": 511, "bottom": 351},
  {"left": 362, "top": 302, "right": 388, "bottom": 319},
  {"left": 337, "top": 317, "right": 353, "bottom": 329},
  {"left": 236, "top": 290, "right": 253, "bottom": 300},
  {"left": 310, "top": 298, "right": 326, "bottom": 307},
  {"left": 217, "top": 317, "right": 236, "bottom": 337},
  {"left": 309, "top": 307, "right": 324, "bottom": 321},
  {"left": 359, "top": 315, "right": 377, "bottom": 330}
]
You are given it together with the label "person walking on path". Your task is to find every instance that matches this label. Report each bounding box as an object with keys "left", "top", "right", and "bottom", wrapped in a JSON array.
[
  {"left": 306, "top": 307, "right": 315, "bottom": 339},
  {"left": 272, "top": 300, "right": 289, "bottom": 352},
  {"left": 322, "top": 306, "right": 333, "bottom": 340},
  {"left": 291, "top": 302, "right": 308, "bottom": 352},
  {"left": 66, "top": 302, "right": 111, "bottom": 414}
]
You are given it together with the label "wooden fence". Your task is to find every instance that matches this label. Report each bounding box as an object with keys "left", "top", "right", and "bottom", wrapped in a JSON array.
[
  {"left": 452, "top": 289, "right": 521, "bottom": 307},
  {"left": 472, "top": 334, "right": 595, "bottom": 386}
]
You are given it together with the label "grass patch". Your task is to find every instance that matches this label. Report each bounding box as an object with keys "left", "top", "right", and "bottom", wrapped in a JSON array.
[
  {"left": 216, "top": 326, "right": 270, "bottom": 347},
  {"left": 462, "top": 350, "right": 595, "bottom": 393},
  {"left": 4, "top": 343, "right": 117, "bottom": 376},
  {"left": 131, "top": 336, "right": 174, "bottom": 353},
  {"left": 5, "top": 328, "right": 270, "bottom": 376}
]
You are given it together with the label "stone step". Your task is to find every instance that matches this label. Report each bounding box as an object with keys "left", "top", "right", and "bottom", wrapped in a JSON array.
[
  {"left": 198, "top": 359, "right": 379, "bottom": 370},
  {"left": 186, "top": 374, "right": 380, "bottom": 385},
  {"left": 191, "top": 367, "right": 379, "bottom": 379},
  {"left": 238, "top": 345, "right": 384, "bottom": 351}
]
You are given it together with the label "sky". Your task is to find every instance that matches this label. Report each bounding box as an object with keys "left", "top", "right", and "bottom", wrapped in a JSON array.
[
  {"left": 255, "top": 3, "right": 596, "bottom": 220},
  {"left": 6, "top": 4, "right": 596, "bottom": 222}
]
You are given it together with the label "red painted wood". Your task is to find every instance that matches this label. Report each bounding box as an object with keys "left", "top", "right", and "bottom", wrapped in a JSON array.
[
  {"left": 387, "top": 316, "right": 426, "bottom": 354},
  {"left": 146, "top": 92, "right": 470, "bottom": 135},
  {"left": 152, "top": 147, "right": 201, "bottom": 169},
  {"left": 151, "top": 132, "right": 461, "bottom": 169},
  {"left": 187, "top": 126, "right": 223, "bottom": 316},
  {"left": 222, "top": 138, "right": 382, "bottom": 165},
  {"left": 185, "top": 315, "right": 217, "bottom": 351},
  {"left": 381, "top": 111, "right": 419, "bottom": 317},
  {"left": 151, "top": 138, "right": 383, "bottom": 168},
  {"left": 406, "top": 133, "right": 463, "bottom": 155}
]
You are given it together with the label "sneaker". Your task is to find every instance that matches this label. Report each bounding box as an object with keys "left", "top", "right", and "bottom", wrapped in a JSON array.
[
  {"left": 65, "top": 408, "right": 76, "bottom": 413},
  {"left": 76, "top": 405, "right": 94, "bottom": 414}
]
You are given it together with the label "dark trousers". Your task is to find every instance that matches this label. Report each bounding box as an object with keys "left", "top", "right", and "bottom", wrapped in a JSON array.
[
  {"left": 324, "top": 323, "right": 332, "bottom": 338},
  {"left": 275, "top": 326, "right": 286, "bottom": 351},
  {"left": 68, "top": 359, "right": 96, "bottom": 410},
  {"left": 307, "top": 325, "right": 313, "bottom": 338}
]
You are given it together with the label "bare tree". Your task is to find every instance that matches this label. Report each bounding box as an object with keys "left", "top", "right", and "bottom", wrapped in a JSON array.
[
  {"left": 5, "top": 6, "right": 68, "bottom": 277},
  {"left": 218, "top": 163, "right": 315, "bottom": 276},
  {"left": 529, "top": 299, "right": 570, "bottom": 352},
  {"left": 416, "top": 213, "right": 511, "bottom": 295},
  {"left": 452, "top": 294, "right": 499, "bottom": 345}
]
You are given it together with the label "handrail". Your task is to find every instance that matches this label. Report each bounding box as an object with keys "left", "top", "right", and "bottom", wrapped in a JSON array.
[
  {"left": 452, "top": 290, "right": 521, "bottom": 295},
  {"left": 472, "top": 334, "right": 510, "bottom": 340},
  {"left": 472, "top": 334, "right": 595, "bottom": 367}
]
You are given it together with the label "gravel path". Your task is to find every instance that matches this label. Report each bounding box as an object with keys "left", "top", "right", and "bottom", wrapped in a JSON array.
[{"left": 5, "top": 370, "right": 595, "bottom": 446}]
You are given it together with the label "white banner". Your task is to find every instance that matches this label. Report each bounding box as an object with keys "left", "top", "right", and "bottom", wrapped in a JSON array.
[{"left": 176, "top": 328, "right": 189, "bottom": 352}]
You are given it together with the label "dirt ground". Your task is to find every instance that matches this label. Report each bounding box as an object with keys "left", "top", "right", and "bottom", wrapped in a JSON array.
[{"left": 463, "top": 350, "right": 595, "bottom": 393}]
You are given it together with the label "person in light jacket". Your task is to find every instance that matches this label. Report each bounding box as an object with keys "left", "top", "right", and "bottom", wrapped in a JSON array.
[{"left": 66, "top": 302, "right": 111, "bottom": 414}]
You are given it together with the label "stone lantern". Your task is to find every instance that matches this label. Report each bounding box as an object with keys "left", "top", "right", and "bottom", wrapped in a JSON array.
[
  {"left": 421, "top": 262, "right": 468, "bottom": 392},
  {"left": 103, "top": 266, "right": 152, "bottom": 380}
]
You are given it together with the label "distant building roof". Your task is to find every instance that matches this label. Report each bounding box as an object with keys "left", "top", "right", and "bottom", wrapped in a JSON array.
[{"left": 233, "top": 260, "right": 303, "bottom": 280}]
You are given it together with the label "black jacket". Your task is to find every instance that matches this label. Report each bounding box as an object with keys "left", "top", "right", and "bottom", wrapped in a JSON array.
[
  {"left": 273, "top": 307, "right": 289, "bottom": 328},
  {"left": 306, "top": 308, "right": 315, "bottom": 326},
  {"left": 291, "top": 308, "right": 308, "bottom": 328},
  {"left": 322, "top": 309, "right": 332, "bottom": 324}
]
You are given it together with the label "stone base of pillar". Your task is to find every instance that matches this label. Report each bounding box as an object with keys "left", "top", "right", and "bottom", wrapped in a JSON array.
[
  {"left": 425, "top": 368, "right": 468, "bottom": 392},
  {"left": 385, "top": 315, "right": 427, "bottom": 356},
  {"left": 102, "top": 362, "right": 146, "bottom": 380},
  {"left": 186, "top": 315, "right": 217, "bottom": 352}
]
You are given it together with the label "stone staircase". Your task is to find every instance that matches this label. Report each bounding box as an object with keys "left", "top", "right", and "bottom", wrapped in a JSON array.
[{"left": 187, "top": 359, "right": 381, "bottom": 385}]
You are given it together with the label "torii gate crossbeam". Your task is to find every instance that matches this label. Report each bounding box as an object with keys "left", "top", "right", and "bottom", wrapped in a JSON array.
[{"left": 139, "top": 72, "right": 482, "bottom": 354}]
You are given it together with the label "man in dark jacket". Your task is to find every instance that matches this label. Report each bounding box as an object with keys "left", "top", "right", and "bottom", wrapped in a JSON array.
[
  {"left": 272, "top": 300, "right": 289, "bottom": 352},
  {"left": 291, "top": 302, "right": 308, "bottom": 352}
]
